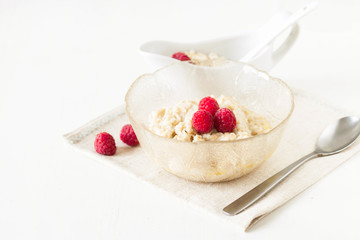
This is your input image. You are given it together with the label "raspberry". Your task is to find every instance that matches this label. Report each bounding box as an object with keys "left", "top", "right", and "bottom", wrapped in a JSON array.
[
  {"left": 120, "top": 124, "right": 139, "bottom": 146},
  {"left": 192, "top": 110, "right": 213, "bottom": 134},
  {"left": 172, "top": 52, "right": 191, "bottom": 61},
  {"left": 94, "top": 132, "right": 116, "bottom": 156},
  {"left": 198, "top": 96, "right": 219, "bottom": 116},
  {"left": 214, "top": 108, "right": 237, "bottom": 133}
]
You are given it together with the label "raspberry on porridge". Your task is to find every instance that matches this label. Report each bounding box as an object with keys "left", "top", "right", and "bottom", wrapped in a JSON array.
[
  {"left": 172, "top": 50, "right": 227, "bottom": 67},
  {"left": 172, "top": 52, "right": 191, "bottom": 61},
  {"left": 198, "top": 96, "right": 219, "bottom": 116},
  {"left": 149, "top": 95, "right": 271, "bottom": 142},
  {"left": 191, "top": 110, "right": 214, "bottom": 134}
]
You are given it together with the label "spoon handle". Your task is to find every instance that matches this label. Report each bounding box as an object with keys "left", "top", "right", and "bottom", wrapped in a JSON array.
[
  {"left": 241, "top": 1, "right": 318, "bottom": 62},
  {"left": 223, "top": 151, "right": 319, "bottom": 216}
]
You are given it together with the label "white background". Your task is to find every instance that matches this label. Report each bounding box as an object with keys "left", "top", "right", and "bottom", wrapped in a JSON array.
[{"left": 1, "top": 0, "right": 360, "bottom": 239}]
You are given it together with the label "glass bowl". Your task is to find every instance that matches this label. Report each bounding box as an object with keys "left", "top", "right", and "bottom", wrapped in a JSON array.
[{"left": 125, "top": 61, "right": 294, "bottom": 182}]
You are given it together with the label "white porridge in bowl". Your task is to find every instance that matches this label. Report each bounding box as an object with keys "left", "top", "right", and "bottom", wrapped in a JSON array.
[
  {"left": 184, "top": 50, "right": 227, "bottom": 66},
  {"left": 149, "top": 95, "right": 271, "bottom": 142},
  {"left": 172, "top": 50, "right": 227, "bottom": 67},
  {"left": 126, "top": 61, "right": 294, "bottom": 182}
]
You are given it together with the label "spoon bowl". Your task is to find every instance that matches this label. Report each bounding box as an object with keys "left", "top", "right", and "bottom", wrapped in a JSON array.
[{"left": 316, "top": 116, "right": 360, "bottom": 155}]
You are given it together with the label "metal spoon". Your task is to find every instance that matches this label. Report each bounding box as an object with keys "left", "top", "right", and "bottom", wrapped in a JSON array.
[{"left": 223, "top": 116, "right": 360, "bottom": 216}]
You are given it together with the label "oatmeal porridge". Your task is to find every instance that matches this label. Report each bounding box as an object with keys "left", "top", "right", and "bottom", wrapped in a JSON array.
[
  {"left": 172, "top": 50, "right": 227, "bottom": 66},
  {"left": 184, "top": 50, "right": 227, "bottom": 66},
  {"left": 149, "top": 95, "right": 271, "bottom": 142}
]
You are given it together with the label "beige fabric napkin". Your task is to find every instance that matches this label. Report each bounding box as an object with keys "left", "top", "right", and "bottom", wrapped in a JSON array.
[{"left": 64, "top": 89, "right": 360, "bottom": 231}]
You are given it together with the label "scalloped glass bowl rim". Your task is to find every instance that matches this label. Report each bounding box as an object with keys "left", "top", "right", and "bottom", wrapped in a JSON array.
[{"left": 125, "top": 60, "right": 295, "bottom": 145}]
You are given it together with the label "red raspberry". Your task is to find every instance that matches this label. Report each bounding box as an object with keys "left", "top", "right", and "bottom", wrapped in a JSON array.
[
  {"left": 172, "top": 52, "right": 191, "bottom": 61},
  {"left": 214, "top": 108, "right": 237, "bottom": 133},
  {"left": 94, "top": 132, "right": 116, "bottom": 156},
  {"left": 198, "top": 96, "right": 219, "bottom": 116},
  {"left": 192, "top": 110, "right": 213, "bottom": 134},
  {"left": 120, "top": 124, "right": 139, "bottom": 146}
]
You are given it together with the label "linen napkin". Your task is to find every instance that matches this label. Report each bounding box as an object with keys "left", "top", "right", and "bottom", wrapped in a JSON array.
[{"left": 63, "top": 89, "right": 360, "bottom": 231}]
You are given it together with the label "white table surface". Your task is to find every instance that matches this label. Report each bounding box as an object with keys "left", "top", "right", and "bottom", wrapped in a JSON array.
[{"left": 1, "top": 0, "right": 360, "bottom": 239}]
